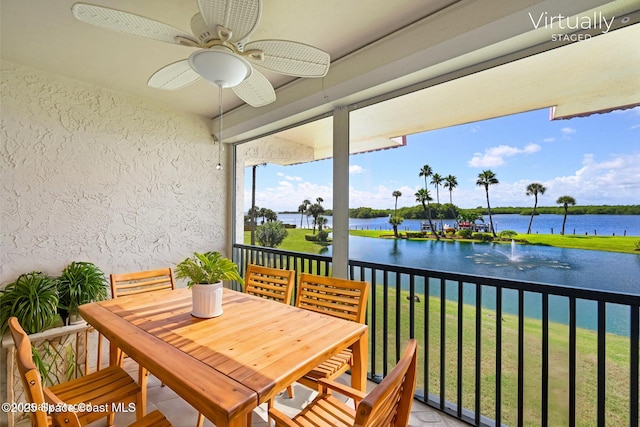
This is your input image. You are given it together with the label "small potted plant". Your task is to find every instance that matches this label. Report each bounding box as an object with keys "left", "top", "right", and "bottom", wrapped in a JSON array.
[
  {"left": 0, "top": 272, "right": 60, "bottom": 335},
  {"left": 57, "top": 262, "right": 108, "bottom": 325},
  {"left": 175, "top": 251, "right": 243, "bottom": 318}
]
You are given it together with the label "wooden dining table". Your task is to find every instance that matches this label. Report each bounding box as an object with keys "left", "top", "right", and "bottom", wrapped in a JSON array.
[{"left": 79, "top": 287, "right": 368, "bottom": 427}]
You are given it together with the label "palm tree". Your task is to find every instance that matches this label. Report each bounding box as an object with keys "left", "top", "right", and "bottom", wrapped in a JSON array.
[
  {"left": 415, "top": 188, "right": 439, "bottom": 240},
  {"left": 316, "top": 216, "right": 328, "bottom": 231},
  {"left": 431, "top": 173, "right": 444, "bottom": 233},
  {"left": 258, "top": 207, "right": 268, "bottom": 224},
  {"left": 419, "top": 165, "right": 432, "bottom": 189},
  {"left": 391, "top": 190, "right": 403, "bottom": 238},
  {"left": 526, "top": 182, "right": 546, "bottom": 234},
  {"left": 476, "top": 170, "right": 499, "bottom": 237},
  {"left": 298, "top": 199, "right": 310, "bottom": 228},
  {"left": 392, "top": 190, "right": 402, "bottom": 214},
  {"left": 389, "top": 215, "right": 403, "bottom": 239},
  {"left": 264, "top": 209, "right": 278, "bottom": 222},
  {"left": 443, "top": 174, "right": 458, "bottom": 226},
  {"left": 556, "top": 195, "right": 576, "bottom": 235},
  {"left": 308, "top": 202, "right": 325, "bottom": 234}
]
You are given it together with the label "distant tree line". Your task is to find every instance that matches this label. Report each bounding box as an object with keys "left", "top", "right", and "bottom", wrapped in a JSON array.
[
  {"left": 480, "top": 205, "right": 640, "bottom": 215},
  {"left": 348, "top": 204, "right": 639, "bottom": 218}
]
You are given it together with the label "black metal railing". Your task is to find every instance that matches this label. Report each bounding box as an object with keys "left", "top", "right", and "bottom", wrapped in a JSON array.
[{"left": 233, "top": 243, "right": 640, "bottom": 427}]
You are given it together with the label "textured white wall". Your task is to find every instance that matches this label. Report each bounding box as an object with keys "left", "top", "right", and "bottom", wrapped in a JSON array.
[
  {"left": 0, "top": 61, "right": 230, "bottom": 418},
  {"left": 0, "top": 60, "right": 228, "bottom": 285}
]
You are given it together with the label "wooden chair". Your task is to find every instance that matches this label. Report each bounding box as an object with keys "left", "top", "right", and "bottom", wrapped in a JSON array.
[
  {"left": 107, "top": 268, "right": 176, "bottom": 407},
  {"left": 8, "top": 316, "right": 145, "bottom": 427},
  {"left": 96, "top": 268, "right": 176, "bottom": 370},
  {"left": 46, "top": 409, "right": 172, "bottom": 427},
  {"left": 269, "top": 339, "right": 418, "bottom": 427},
  {"left": 292, "top": 273, "right": 370, "bottom": 393},
  {"left": 244, "top": 264, "right": 295, "bottom": 304},
  {"left": 196, "top": 264, "right": 296, "bottom": 427},
  {"left": 110, "top": 267, "right": 175, "bottom": 299}
]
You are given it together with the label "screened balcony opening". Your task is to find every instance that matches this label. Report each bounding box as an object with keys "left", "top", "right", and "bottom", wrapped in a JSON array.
[{"left": 232, "top": 21, "right": 639, "bottom": 427}]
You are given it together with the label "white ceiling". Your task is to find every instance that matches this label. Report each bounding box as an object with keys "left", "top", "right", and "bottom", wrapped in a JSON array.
[
  {"left": 0, "top": 0, "right": 457, "bottom": 117},
  {"left": 2, "top": 0, "right": 639, "bottom": 153}
]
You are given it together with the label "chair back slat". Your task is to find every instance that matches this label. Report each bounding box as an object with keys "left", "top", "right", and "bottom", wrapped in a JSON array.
[
  {"left": 110, "top": 268, "right": 175, "bottom": 299},
  {"left": 296, "top": 274, "right": 369, "bottom": 323},
  {"left": 355, "top": 339, "right": 418, "bottom": 427},
  {"left": 8, "top": 317, "right": 52, "bottom": 427},
  {"left": 245, "top": 264, "right": 295, "bottom": 304}
]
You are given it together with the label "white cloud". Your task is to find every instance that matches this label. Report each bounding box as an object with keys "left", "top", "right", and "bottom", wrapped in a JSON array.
[
  {"left": 245, "top": 180, "right": 333, "bottom": 212},
  {"left": 549, "top": 153, "right": 640, "bottom": 201},
  {"left": 349, "top": 184, "right": 419, "bottom": 209},
  {"left": 350, "top": 164, "right": 366, "bottom": 174},
  {"left": 543, "top": 137, "right": 555, "bottom": 142},
  {"left": 276, "top": 172, "right": 302, "bottom": 181},
  {"left": 472, "top": 153, "right": 640, "bottom": 208},
  {"left": 457, "top": 153, "right": 640, "bottom": 208},
  {"left": 561, "top": 127, "right": 576, "bottom": 137},
  {"left": 468, "top": 143, "right": 541, "bottom": 167}
]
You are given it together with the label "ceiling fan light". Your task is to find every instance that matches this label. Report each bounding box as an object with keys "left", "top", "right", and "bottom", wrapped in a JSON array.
[{"left": 189, "top": 47, "right": 252, "bottom": 88}]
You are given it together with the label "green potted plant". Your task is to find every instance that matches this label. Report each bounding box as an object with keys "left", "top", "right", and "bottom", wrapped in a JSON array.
[
  {"left": 57, "top": 262, "right": 108, "bottom": 324},
  {"left": 175, "top": 251, "right": 243, "bottom": 318},
  {"left": 0, "top": 272, "right": 60, "bottom": 335}
]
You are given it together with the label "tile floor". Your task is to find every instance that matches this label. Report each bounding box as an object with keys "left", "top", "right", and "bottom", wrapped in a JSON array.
[{"left": 18, "top": 358, "right": 466, "bottom": 427}]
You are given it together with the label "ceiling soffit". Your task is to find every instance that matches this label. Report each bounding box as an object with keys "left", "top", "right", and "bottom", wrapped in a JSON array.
[{"left": 221, "top": 0, "right": 640, "bottom": 152}]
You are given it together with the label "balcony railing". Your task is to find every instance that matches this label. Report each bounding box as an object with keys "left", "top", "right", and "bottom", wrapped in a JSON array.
[{"left": 233, "top": 243, "right": 639, "bottom": 427}]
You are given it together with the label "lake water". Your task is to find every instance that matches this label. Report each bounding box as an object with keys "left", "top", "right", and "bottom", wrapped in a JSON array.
[
  {"left": 277, "top": 213, "right": 640, "bottom": 335},
  {"left": 280, "top": 213, "right": 640, "bottom": 236},
  {"left": 344, "top": 236, "right": 640, "bottom": 335}
]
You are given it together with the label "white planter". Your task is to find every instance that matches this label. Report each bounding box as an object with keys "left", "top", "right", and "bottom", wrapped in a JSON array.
[
  {"left": 191, "top": 282, "right": 223, "bottom": 318},
  {"left": 68, "top": 313, "right": 85, "bottom": 325}
]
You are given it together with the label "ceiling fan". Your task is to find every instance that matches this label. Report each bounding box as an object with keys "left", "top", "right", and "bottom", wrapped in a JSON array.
[{"left": 71, "top": 0, "right": 331, "bottom": 107}]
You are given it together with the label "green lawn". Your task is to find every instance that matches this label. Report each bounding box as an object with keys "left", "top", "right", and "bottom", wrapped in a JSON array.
[
  {"left": 348, "top": 229, "right": 640, "bottom": 255},
  {"left": 515, "top": 233, "right": 639, "bottom": 254},
  {"left": 372, "top": 285, "right": 634, "bottom": 427},
  {"left": 244, "top": 228, "right": 330, "bottom": 254}
]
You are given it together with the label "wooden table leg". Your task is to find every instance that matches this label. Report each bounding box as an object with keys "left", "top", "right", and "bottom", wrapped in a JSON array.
[
  {"left": 138, "top": 365, "right": 147, "bottom": 418},
  {"left": 350, "top": 329, "right": 368, "bottom": 392}
]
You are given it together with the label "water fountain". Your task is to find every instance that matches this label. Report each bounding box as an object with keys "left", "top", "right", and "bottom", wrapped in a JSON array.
[
  {"left": 467, "top": 239, "right": 571, "bottom": 271},
  {"left": 504, "top": 240, "right": 521, "bottom": 261}
]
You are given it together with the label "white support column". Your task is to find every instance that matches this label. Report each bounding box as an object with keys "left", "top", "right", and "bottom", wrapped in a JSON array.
[{"left": 332, "top": 106, "right": 350, "bottom": 278}]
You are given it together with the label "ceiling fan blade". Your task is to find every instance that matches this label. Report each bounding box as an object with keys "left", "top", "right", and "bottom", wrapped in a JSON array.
[
  {"left": 71, "top": 3, "right": 197, "bottom": 45},
  {"left": 197, "top": 0, "right": 261, "bottom": 43},
  {"left": 244, "top": 40, "right": 330, "bottom": 78},
  {"left": 148, "top": 60, "right": 201, "bottom": 90},
  {"left": 232, "top": 68, "right": 276, "bottom": 107}
]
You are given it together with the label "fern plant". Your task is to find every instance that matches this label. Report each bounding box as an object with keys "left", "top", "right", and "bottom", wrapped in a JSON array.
[
  {"left": 57, "top": 261, "right": 108, "bottom": 317},
  {"left": 175, "top": 252, "right": 244, "bottom": 288},
  {"left": 0, "top": 272, "right": 59, "bottom": 335}
]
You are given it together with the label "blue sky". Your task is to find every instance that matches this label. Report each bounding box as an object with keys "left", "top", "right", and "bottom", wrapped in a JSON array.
[{"left": 244, "top": 107, "right": 640, "bottom": 212}]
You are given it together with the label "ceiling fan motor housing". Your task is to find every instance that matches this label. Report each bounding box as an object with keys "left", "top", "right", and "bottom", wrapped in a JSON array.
[
  {"left": 191, "top": 13, "right": 213, "bottom": 43},
  {"left": 188, "top": 46, "right": 252, "bottom": 88}
]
